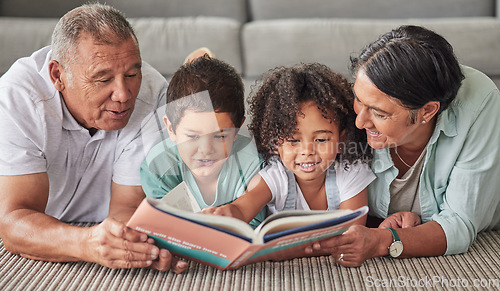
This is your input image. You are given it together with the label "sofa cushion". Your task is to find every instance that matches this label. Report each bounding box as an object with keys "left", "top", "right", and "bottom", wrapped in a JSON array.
[
  {"left": 249, "top": 0, "right": 496, "bottom": 20},
  {"left": 0, "top": 18, "right": 57, "bottom": 75},
  {"left": 129, "top": 17, "right": 243, "bottom": 77},
  {"left": 0, "top": 17, "right": 243, "bottom": 79},
  {"left": 497, "top": 0, "right": 500, "bottom": 18},
  {"left": 0, "top": 0, "right": 86, "bottom": 17},
  {"left": 107, "top": 0, "right": 248, "bottom": 23},
  {"left": 242, "top": 18, "right": 500, "bottom": 82}
]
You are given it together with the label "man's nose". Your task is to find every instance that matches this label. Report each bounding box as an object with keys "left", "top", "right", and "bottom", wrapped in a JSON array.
[{"left": 110, "top": 77, "right": 131, "bottom": 103}]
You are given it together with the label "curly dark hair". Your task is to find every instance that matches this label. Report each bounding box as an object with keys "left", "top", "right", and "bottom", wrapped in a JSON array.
[{"left": 248, "top": 63, "right": 372, "bottom": 165}]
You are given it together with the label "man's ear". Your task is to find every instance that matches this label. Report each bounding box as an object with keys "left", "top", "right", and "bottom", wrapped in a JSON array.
[
  {"left": 48, "top": 60, "right": 65, "bottom": 92},
  {"left": 163, "top": 115, "right": 176, "bottom": 141},
  {"left": 420, "top": 101, "right": 440, "bottom": 124}
]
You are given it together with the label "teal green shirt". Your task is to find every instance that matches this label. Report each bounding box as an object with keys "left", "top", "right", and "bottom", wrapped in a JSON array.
[
  {"left": 140, "top": 134, "right": 266, "bottom": 228},
  {"left": 369, "top": 66, "right": 500, "bottom": 255}
]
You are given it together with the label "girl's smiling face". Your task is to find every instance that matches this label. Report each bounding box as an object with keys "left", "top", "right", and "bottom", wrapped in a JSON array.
[{"left": 278, "top": 101, "right": 342, "bottom": 184}]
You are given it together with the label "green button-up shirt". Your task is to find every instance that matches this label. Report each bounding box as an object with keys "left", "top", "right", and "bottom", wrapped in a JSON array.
[{"left": 368, "top": 66, "right": 500, "bottom": 255}]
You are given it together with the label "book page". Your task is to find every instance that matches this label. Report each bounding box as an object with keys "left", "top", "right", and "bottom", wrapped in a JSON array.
[
  {"left": 254, "top": 209, "right": 352, "bottom": 233},
  {"left": 148, "top": 198, "right": 256, "bottom": 239},
  {"left": 160, "top": 182, "right": 201, "bottom": 212},
  {"left": 255, "top": 206, "right": 368, "bottom": 242}
]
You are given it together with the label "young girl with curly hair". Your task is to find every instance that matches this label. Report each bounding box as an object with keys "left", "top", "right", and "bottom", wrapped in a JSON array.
[{"left": 203, "top": 63, "right": 374, "bottom": 224}]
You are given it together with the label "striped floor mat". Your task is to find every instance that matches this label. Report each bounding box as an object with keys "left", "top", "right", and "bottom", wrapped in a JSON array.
[{"left": 1, "top": 228, "right": 498, "bottom": 290}]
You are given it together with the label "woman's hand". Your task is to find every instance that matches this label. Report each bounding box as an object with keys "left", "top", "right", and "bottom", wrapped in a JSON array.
[
  {"left": 304, "top": 225, "right": 392, "bottom": 267},
  {"left": 378, "top": 211, "right": 421, "bottom": 229}
]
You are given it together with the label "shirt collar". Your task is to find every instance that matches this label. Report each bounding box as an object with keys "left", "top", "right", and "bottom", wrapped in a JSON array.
[
  {"left": 429, "top": 103, "right": 458, "bottom": 145},
  {"left": 372, "top": 148, "right": 394, "bottom": 174},
  {"left": 60, "top": 93, "right": 85, "bottom": 131}
]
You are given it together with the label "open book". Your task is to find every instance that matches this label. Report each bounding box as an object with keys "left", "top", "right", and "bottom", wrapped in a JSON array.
[{"left": 127, "top": 183, "right": 368, "bottom": 270}]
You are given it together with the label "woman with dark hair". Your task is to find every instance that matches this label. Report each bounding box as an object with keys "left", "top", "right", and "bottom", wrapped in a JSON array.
[{"left": 307, "top": 25, "right": 500, "bottom": 266}]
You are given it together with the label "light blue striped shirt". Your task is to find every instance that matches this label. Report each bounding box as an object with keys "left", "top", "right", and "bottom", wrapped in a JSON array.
[{"left": 368, "top": 66, "right": 500, "bottom": 255}]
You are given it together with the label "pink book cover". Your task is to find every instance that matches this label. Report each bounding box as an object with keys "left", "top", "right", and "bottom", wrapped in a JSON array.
[{"left": 127, "top": 199, "right": 368, "bottom": 270}]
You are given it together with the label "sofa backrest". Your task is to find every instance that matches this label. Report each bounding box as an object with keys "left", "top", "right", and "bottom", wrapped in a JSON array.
[
  {"left": 0, "top": 18, "right": 57, "bottom": 75},
  {"left": 248, "top": 0, "right": 496, "bottom": 20},
  {"left": 242, "top": 18, "right": 500, "bottom": 81},
  {"left": 130, "top": 17, "right": 243, "bottom": 76},
  {"left": 0, "top": 0, "right": 247, "bottom": 76},
  {"left": 0, "top": 0, "right": 248, "bottom": 22},
  {"left": 1, "top": 0, "right": 499, "bottom": 84}
]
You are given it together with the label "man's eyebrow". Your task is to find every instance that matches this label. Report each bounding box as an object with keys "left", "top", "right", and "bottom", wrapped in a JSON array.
[
  {"left": 90, "top": 69, "right": 111, "bottom": 79},
  {"left": 132, "top": 62, "right": 142, "bottom": 71},
  {"left": 90, "top": 63, "right": 142, "bottom": 79},
  {"left": 354, "top": 94, "right": 390, "bottom": 115}
]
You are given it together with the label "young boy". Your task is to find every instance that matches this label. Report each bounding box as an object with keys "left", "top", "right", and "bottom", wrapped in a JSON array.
[{"left": 140, "top": 56, "right": 265, "bottom": 227}]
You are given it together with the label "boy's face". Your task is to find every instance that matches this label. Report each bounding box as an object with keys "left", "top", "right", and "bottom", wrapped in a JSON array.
[{"left": 165, "top": 110, "right": 240, "bottom": 180}]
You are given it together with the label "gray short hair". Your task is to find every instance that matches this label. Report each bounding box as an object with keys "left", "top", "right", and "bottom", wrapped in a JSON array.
[{"left": 51, "top": 3, "right": 138, "bottom": 66}]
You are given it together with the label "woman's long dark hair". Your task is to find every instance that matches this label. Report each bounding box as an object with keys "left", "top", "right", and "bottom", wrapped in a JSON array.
[{"left": 350, "top": 25, "right": 464, "bottom": 121}]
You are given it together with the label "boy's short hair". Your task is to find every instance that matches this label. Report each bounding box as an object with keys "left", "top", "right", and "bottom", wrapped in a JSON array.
[{"left": 166, "top": 56, "right": 245, "bottom": 132}]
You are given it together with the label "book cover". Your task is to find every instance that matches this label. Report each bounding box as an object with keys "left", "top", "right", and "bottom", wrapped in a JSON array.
[{"left": 127, "top": 189, "right": 368, "bottom": 270}]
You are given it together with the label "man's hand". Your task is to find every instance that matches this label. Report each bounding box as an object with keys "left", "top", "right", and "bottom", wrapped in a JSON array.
[
  {"left": 378, "top": 211, "right": 421, "bottom": 229},
  {"left": 150, "top": 249, "right": 188, "bottom": 273},
  {"left": 84, "top": 217, "right": 188, "bottom": 273},
  {"left": 108, "top": 183, "right": 188, "bottom": 273},
  {"left": 183, "top": 47, "right": 215, "bottom": 64}
]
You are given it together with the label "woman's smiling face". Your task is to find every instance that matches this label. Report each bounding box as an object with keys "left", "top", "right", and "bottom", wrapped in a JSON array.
[{"left": 353, "top": 70, "right": 424, "bottom": 150}]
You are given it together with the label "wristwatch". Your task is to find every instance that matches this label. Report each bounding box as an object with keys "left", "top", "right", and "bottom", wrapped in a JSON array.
[{"left": 387, "top": 228, "right": 403, "bottom": 258}]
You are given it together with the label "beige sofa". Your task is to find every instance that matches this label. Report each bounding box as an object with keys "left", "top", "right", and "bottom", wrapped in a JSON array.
[
  {"left": 1, "top": 0, "right": 500, "bottom": 90},
  {"left": 1, "top": 1, "right": 499, "bottom": 288}
]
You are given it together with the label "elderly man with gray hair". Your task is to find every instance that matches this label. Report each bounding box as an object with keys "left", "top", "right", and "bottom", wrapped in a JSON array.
[{"left": 0, "top": 3, "right": 187, "bottom": 273}]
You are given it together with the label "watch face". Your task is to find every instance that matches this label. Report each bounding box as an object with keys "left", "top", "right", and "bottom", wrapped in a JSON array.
[{"left": 389, "top": 241, "right": 404, "bottom": 257}]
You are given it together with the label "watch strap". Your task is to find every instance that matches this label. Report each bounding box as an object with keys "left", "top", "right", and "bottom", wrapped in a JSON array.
[{"left": 387, "top": 228, "right": 400, "bottom": 242}]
